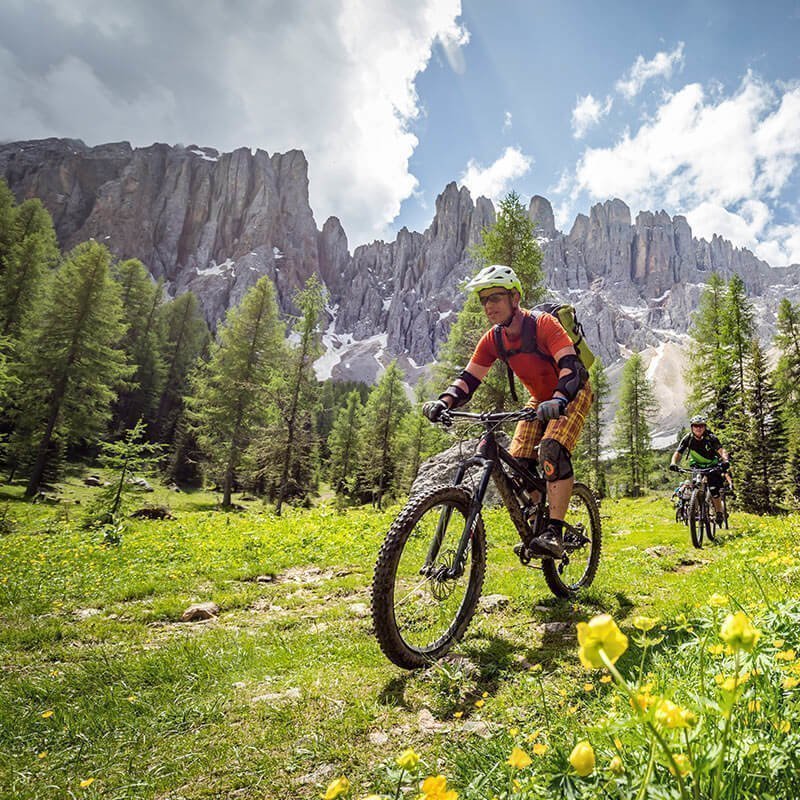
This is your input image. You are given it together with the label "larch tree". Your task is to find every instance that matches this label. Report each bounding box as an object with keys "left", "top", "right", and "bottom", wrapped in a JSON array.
[
  {"left": 10, "top": 241, "right": 130, "bottom": 496},
  {"left": 359, "top": 361, "right": 411, "bottom": 508},
  {"left": 686, "top": 272, "right": 732, "bottom": 428},
  {"left": 612, "top": 352, "right": 657, "bottom": 497},
  {"left": 327, "top": 389, "right": 365, "bottom": 500},
  {"left": 111, "top": 259, "right": 167, "bottom": 432},
  {"left": 737, "top": 339, "right": 788, "bottom": 513},
  {"left": 189, "top": 276, "right": 285, "bottom": 508}
]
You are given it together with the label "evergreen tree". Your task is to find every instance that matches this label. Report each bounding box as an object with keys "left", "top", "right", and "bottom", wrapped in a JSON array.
[
  {"left": 686, "top": 272, "right": 732, "bottom": 428},
  {"left": 327, "top": 390, "right": 364, "bottom": 499},
  {"left": 9, "top": 241, "right": 130, "bottom": 495},
  {"left": 358, "top": 361, "right": 411, "bottom": 507},
  {"left": 722, "top": 274, "right": 756, "bottom": 418},
  {"left": 394, "top": 379, "right": 451, "bottom": 493},
  {"left": 737, "top": 340, "right": 787, "bottom": 513},
  {"left": 573, "top": 359, "right": 609, "bottom": 496},
  {"left": 111, "top": 259, "right": 167, "bottom": 432},
  {"left": 437, "top": 191, "right": 545, "bottom": 411},
  {"left": 0, "top": 199, "right": 59, "bottom": 341},
  {"left": 155, "top": 291, "right": 209, "bottom": 443},
  {"left": 0, "top": 180, "right": 17, "bottom": 275},
  {"left": 188, "top": 276, "right": 285, "bottom": 507},
  {"left": 612, "top": 352, "right": 657, "bottom": 497},
  {"left": 267, "top": 275, "right": 325, "bottom": 514},
  {"left": 774, "top": 298, "right": 800, "bottom": 501}
]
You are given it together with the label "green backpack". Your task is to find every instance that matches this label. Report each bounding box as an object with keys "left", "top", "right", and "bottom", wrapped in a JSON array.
[{"left": 492, "top": 303, "right": 595, "bottom": 403}]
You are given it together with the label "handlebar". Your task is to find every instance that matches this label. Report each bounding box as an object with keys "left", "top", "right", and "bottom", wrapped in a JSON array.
[
  {"left": 675, "top": 465, "right": 722, "bottom": 475},
  {"left": 438, "top": 408, "right": 538, "bottom": 427}
]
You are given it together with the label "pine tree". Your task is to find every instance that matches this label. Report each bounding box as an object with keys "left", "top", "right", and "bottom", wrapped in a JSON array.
[
  {"left": 686, "top": 273, "right": 732, "bottom": 428},
  {"left": 188, "top": 276, "right": 285, "bottom": 507},
  {"left": 573, "top": 359, "right": 609, "bottom": 496},
  {"left": 737, "top": 340, "right": 787, "bottom": 513},
  {"left": 111, "top": 259, "right": 167, "bottom": 432},
  {"left": 270, "top": 275, "right": 325, "bottom": 514},
  {"left": 358, "top": 362, "right": 411, "bottom": 507},
  {"left": 774, "top": 298, "right": 800, "bottom": 502},
  {"left": 437, "top": 191, "right": 546, "bottom": 411},
  {"left": 394, "top": 379, "right": 451, "bottom": 493},
  {"left": 9, "top": 241, "right": 130, "bottom": 496},
  {"left": 612, "top": 352, "right": 657, "bottom": 497},
  {"left": 155, "top": 291, "right": 209, "bottom": 443},
  {"left": 0, "top": 180, "right": 17, "bottom": 275},
  {"left": 0, "top": 199, "right": 59, "bottom": 341},
  {"left": 327, "top": 390, "right": 364, "bottom": 499}
]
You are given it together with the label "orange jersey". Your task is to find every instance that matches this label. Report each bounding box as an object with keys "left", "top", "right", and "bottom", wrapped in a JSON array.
[{"left": 471, "top": 309, "right": 573, "bottom": 401}]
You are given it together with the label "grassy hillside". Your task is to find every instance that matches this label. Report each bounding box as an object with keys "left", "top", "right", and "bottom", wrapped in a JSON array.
[{"left": 1, "top": 474, "right": 798, "bottom": 799}]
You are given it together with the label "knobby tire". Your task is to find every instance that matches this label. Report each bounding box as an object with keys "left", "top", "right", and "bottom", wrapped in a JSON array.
[
  {"left": 689, "top": 489, "right": 704, "bottom": 548},
  {"left": 371, "top": 485, "right": 486, "bottom": 669}
]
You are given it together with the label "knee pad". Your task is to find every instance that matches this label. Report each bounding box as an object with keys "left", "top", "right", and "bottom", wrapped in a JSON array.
[{"left": 538, "top": 438, "right": 573, "bottom": 482}]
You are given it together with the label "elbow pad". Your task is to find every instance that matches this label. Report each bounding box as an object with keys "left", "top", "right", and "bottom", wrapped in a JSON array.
[
  {"left": 555, "top": 354, "right": 587, "bottom": 402},
  {"left": 440, "top": 369, "right": 481, "bottom": 409}
]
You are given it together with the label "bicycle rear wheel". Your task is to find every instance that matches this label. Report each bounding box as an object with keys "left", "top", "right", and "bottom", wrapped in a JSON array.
[
  {"left": 706, "top": 495, "right": 717, "bottom": 542},
  {"left": 689, "top": 489, "right": 704, "bottom": 548},
  {"left": 371, "top": 485, "right": 486, "bottom": 669},
  {"left": 542, "top": 483, "right": 601, "bottom": 598}
]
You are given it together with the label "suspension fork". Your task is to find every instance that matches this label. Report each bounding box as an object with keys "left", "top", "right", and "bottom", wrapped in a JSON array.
[{"left": 423, "top": 457, "right": 494, "bottom": 579}]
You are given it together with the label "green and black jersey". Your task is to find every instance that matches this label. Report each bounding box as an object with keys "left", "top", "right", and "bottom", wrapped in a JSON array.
[{"left": 676, "top": 431, "right": 723, "bottom": 467}]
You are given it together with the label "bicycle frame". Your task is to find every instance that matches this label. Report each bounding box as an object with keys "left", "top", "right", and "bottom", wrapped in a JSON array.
[{"left": 424, "top": 409, "right": 547, "bottom": 580}]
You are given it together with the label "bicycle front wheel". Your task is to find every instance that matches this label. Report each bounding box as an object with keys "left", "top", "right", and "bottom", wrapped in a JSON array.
[
  {"left": 689, "top": 489, "right": 704, "bottom": 548},
  {"left": 542, "top": 483, "right": 602, "bottom": 598},
  {"left": 706, "top": 495, "right": 717, "bottom": 542},
  {"left": 371, "top": 485, "right": 486, "bottom": 669}
]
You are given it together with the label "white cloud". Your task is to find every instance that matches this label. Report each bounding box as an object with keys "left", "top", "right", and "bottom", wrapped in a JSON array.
[
  {"left": 571, "top": 94, "right": 613, "bottom": 139},
  {"left": 503, "top": 111, "right": 513, "bottom": 131},
  {"left": 616, "top": 42, "right": 685, "bottom": 99},
  {"left": 563, "top": 72, "right": 800, "bottom": 266},
  {"left": 459, "top": 146, "right": 533, "bottom": 202},
  {"left": 0, "top": 0, "right": 469, "bottom": 248}
]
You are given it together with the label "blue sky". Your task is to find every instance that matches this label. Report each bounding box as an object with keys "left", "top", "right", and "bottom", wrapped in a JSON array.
[{"left": 1, "top": 0, "right": 799, "bottom": 264}]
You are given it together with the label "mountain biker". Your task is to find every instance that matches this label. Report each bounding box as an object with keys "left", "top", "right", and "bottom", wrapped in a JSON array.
[
  {"left": 669, "top": 415, "right": 730, "bottom": 524},
  {"left": 421, "top": 264, "right": 593, "bottom": 559}
]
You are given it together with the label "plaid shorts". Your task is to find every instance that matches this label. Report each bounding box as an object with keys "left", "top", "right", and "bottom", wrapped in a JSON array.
[{"left": 509, "top": 383, "right": 594, "bottom": 460}]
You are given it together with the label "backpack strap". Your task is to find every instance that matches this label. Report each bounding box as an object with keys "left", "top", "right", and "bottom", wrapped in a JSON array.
[{"left": 492, "top": 312, "right": 553, "bottom": 404}]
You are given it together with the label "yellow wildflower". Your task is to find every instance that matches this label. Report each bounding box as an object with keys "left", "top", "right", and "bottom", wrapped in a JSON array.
[
  {"left": 719, "top": 612, "right": 760, "bottom": 652},
  {"left": 583, "top": 682, "right": 594, "bottom": 692},
  {"left": 567, "top": 704, "right": 579, "bottom": 714},
  {"left": 630, "top": 691, "right": 656, "bottom": 712},
  {"left": 707, "top": 644, "right": 724, "bottom": 655},
  {"left": 655, "top": 699, "right": 697, "bottom": 729},
  {"left": 474, "top": 699, "right": 484, "bottom": 708},
  {"left": 509, "top": 727, "right": 519, "bottom": 736},
  {"left": 41, "top": 710, "right": 54, "bottom": 719},
  {"left": 609, "top": 755, "right": 624, "bottom": 775},
  {"left": 420, "top": 775, "right": 457, "bottom": 800},
  {"left": 527, "top": 730, "right": 541, "bottom": 742},
  {"left": 396, "top": 749, "right": 420, "bottom": 770},
  {"left": 453, "top": 711, "right": 463, "bottom": 719},
  {"left": 775, "top": 639, "right": 786, "bottom": 648},
  {"left": 709, "top": 593, "right": 728, "bottom": 607},
  {"left": 38, "top": 751, "right": 47, "bottom": 759},
  {"left": 776, "top": 649, "right": 796, "bottom": 661},
  {"left": 748, "top": 700, "right": 761, "bottom": 712},
  {"left": 79, "top": 778, "right": 95, "bottom": 789},
  {"left": 778, "top": 720, "right": 791, "bottom": 733},
  {"left": 783, "top": 676, "right": 800, "bottom": 690},
  {"left": 323, "top": 776, "right": 350, "bottom": 800},
  {"left": 614, "top": 737, "right": 623, "bottom": 750},
  {"left": 632, "top": 615, "right": 659, "bottom": 632},
  {"left": 600, "top": 675, "right": 612, "bottom": 683},
  {"left": 667, "top": 753, "right": 691, "bottom": 777},
  {"left": 482, "top": 691, "right": 488, "bottom": 698},
  {"left": 569, "top": 741, "right": 595, "bottom": 777},
  {"left": 577, "top": 615, "right": 628, "bottom": 669},
  {"left": 507, "top": 746, "right": 532, "bottom": 769},
  {"left": 533, "top": 743, "right": 548, "bottom": 755}
]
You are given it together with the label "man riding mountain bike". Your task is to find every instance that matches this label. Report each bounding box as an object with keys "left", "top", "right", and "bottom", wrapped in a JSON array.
[
  {"left": 669, "top": 414, "right": 730, "bottom": 525},
  {"left": 422, "top": 264, "right": 593, "bottom": 559}
]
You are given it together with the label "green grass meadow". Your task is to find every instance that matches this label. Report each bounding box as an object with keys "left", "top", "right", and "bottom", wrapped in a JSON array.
[{"left": 1, "top": 474, "right": 799, "bottom": 799}]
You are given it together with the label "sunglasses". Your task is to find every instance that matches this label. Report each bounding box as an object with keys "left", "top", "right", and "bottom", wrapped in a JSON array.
[{"left": 478, "top": 291, "right": 510, "bottom": 306}]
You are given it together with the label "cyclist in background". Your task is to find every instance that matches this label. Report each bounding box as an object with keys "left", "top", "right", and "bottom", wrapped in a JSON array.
[{"left": 669, "top": 415, "right": 730, "bottom": 525}]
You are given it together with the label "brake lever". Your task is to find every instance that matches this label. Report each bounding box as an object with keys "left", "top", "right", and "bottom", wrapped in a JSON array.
[{"left": 440, "top": 410, "right": 453, "bottom": 427}]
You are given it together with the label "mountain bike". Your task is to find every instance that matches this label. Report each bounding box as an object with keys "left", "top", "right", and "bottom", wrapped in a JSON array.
[
  {"left": 677, "top": 466, "right": 722, "bottom": 548},
  {"left": 371, "top": 408, "right": 602, "bottom": 669}
]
